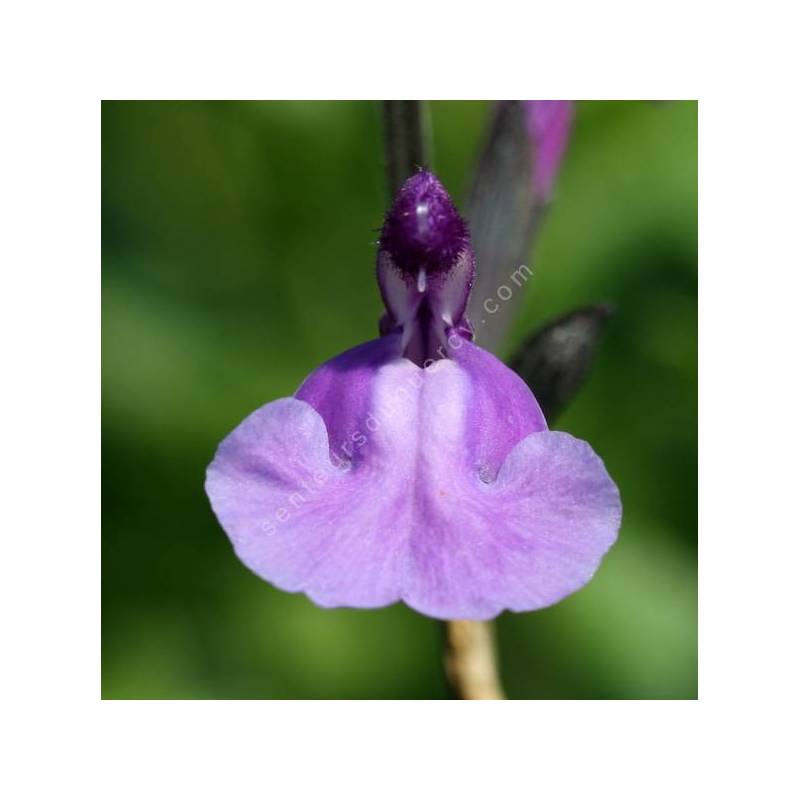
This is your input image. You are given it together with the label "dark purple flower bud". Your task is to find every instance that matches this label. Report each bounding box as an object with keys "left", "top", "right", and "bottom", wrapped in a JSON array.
[
  {"left": 377, "top": 171, "right": 475, "bottom": 365},
  {"left": 510, "top": 304, "right": 613, "bottom": 422},
  {"left": 379, "top": 170, "right": 470, "bottom": 277}
]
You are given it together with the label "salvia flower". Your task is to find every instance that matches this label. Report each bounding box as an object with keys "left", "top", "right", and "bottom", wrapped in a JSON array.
[{"left": 205, "top": 171, "right": 621, "bottom": 620}]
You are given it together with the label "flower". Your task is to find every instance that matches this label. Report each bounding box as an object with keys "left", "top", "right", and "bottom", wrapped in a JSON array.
[{"left": 205, "top": 170, "right": 620, "bottom": 620}]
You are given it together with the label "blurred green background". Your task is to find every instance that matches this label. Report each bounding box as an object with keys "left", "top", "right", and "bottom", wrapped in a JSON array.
[{"left": 102, "top": 100, "right": 697, "bottom": 699}]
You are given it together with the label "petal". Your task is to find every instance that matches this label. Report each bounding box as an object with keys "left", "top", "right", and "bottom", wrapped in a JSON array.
[
  {"left": 402, "top": 427, "right": 621, "bottom": 619},
  {"left": 206, "top": 396, "right": 412, "bottom": 608},
  {"left": 295, "top": 332, "right": 403, "bottom": 465},
  {"left": 206, "top": 341, "right": 620, "bottom": 619},
  {"left": 449, "top": 337, "right": 547, "bottom": 479}
]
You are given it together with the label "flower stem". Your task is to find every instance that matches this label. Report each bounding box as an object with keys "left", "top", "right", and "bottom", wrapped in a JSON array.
[
  {"left": 443, "top": 620, "right": 506, "bottom": 700},
  {"left": 382, "top": 101, "right": 432, "bottom": 196}
]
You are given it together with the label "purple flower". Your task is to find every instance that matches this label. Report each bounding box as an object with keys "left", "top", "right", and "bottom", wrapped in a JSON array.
[
  {"left": 206, "top": 171, "right": 620, "bottom": 620},
  {"left": 524, "top": 101, "right": 574, "bottom": 201}
]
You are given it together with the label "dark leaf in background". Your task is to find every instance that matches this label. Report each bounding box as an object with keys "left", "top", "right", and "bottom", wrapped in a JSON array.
[{"left": 509, "top": 305, "right": 613, "bottom": 422}]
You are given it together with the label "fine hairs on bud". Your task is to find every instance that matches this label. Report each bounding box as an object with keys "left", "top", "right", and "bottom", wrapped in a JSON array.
[{"left": 378, "top": 171, "right": 471, "bottom": 277}]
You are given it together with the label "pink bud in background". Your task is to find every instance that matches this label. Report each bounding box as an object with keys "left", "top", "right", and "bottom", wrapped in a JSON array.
[{"left": 524, "top": 101, "right": 574, "bottom": 201}]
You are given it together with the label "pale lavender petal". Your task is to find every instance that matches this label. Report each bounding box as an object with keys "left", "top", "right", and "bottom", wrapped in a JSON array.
[
  {"left": 206, "top": 395, "right": 412, "bottom": 608},
  {"left": 402, "top": 427, "right": 621, "bottom": 619},
  {"left": 206, "top": 341, "right": 620, "bottom": 619}
]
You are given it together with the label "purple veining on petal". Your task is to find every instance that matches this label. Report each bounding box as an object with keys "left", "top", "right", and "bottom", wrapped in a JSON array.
[
  {"left": 206, "top": 338, "right": 620, "bottom": 620},
  {"left": 523, "top": 101, "right": 573, "bottom": 201}
]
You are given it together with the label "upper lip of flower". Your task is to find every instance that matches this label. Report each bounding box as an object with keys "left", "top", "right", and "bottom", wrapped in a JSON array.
[
  {"left": 376, "top": 171, "right": 476, "bottom": 365},
  {"left": 378, "top": 170, "right": 471, "bottom": 277}
]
